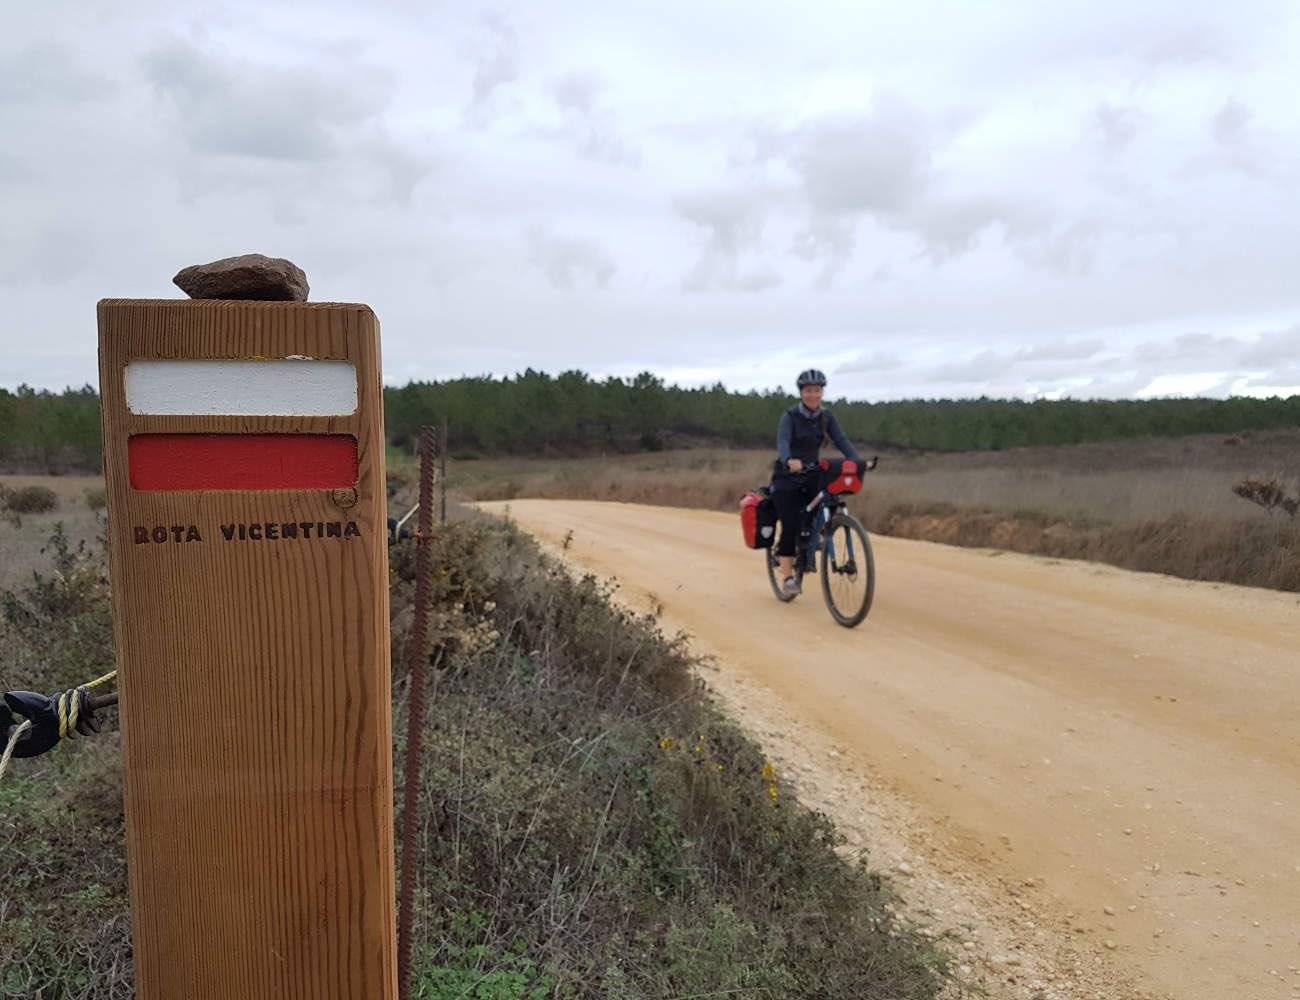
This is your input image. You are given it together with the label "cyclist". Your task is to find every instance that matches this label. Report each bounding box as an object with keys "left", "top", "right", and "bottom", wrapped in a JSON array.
[{"left": 772, "top": 369, "right": 862, "bottom": 596}]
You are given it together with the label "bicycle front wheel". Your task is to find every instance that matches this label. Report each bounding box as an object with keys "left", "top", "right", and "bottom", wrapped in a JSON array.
[{"left": 819, "top": 513, "right": 875, "bottom": 627}]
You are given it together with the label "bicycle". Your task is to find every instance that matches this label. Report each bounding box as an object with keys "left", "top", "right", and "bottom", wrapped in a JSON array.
[{"left": 765, "top": 456, "right": 877, "bottom": 628}]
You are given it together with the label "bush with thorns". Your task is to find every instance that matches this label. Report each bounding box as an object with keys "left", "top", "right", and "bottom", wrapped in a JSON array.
[{"left": 1233, "top": 475, "right": 1299, "bottom": 518}]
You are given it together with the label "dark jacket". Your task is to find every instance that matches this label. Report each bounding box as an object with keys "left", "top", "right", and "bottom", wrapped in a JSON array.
[{"left": 772, "top": 404, "right": 860, "bottom": 492}]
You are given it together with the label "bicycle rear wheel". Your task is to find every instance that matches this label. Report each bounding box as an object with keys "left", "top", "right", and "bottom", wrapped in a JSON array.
[
  {"left": 819, "top": 512, "right": 875, "bottom": 627},
  {"left": 766, "top": 546, "right": 801, "bottom": 602}
]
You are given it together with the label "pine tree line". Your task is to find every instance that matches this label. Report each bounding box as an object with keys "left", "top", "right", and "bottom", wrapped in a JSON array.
[{"left": 4, "top": 374, "right": 1299, "bottom": 471}]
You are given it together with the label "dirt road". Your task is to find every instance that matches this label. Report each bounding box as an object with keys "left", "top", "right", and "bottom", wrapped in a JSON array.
[{"left": 482, "top": 499, "right": 1300, "bottom": 1000}]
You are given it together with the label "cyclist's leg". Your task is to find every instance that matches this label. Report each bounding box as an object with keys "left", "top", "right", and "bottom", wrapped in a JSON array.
[
  {"left": 771, "top": 487, "right": 802, "bottom": 580},
  {"left": 800, "top": 479, "right": 823, "bottom": 572}
]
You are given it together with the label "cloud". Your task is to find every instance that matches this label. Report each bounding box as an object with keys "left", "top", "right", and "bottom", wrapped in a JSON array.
[
  {"left": 788, "top": 102, "right": 930, "bottom": 217},
  {"left": 465, "top": 12, "right": 518, "bottom": 123},
  {"left": 753, "top": 98, "right": 937, "bottom": 277},
  {"left": 1236, "top": 324, "right": 1300, "bottom": 367},
  {"left": 927, "top": 349, "right": 1007, "bottom": 384},
  {"left": 0, "top": 40, "right": 113, "bottom": 106},
  {"left": 675, "top": 188, "right": 781, "bottom": 292},
  {"left": 6, "top": 2, "right": 1300, "bottom": 401},
  {"left": 550, "top": 72, "right": 640, "bottom": 166},
  {"left": 142, "top": 38, "right": 392, "bottom": 162},
  {"left": 0, "top": 150, "right": 35, "bottom": 183},
  {"left": 0, "top": 219, "right": 94, "bottom": 286},
  {"left": 1136, "top": 372, "right": 1237, "bottom": 398},
  {"left": 1211, "top": 98, "right": 1251, "bottom": 145},
  {"left": 364, "top": 131, "right": 436, "bottom": 205},
  {"left": 526, "top": 226, "right": 616, "bottom": 289},
  {"left": 732, "top": 269, "right": 782, "bottom": 293},
  {"left": 1088, "top": 327, "right": 1300, "bottom": 394},
  {"left": 791, "top": 216, "right": 856, "bottom": 287},
  {"left": 1018, "top": 338, "right": 1106, "bottom": 362},
  {"left": 769, "top": 96, "right": 1051, "bottom": 270},
  {"left": 1016, "top": 218, "right": 1105, "bottom": 276},
  {"left": 138, "top": 36, "right": 432, "bottom": 205},
  {"left": 1092, "top": 103, "right": 1142, "bottom": 152},
  {"left": 1130, "top": 332, "right": 1241, "bottom": 365},
  {"left": 1064, "top": 371, "right": 1161, "bottom": 399},
  {"left": 911, "top": 194, "right": 1030, "bottom": 260},
  {"left": 1142, "top": 24, "right": 1230, "bottom": 67},
  {"left": 1241, "top": 368, "right": 1300, "bottom": 393},
  {"left": 926, "top": 339, "right": 1108, "bottom": 384},
  {"left": 836, "top": 350, "right": 904, "bottom": 375}
]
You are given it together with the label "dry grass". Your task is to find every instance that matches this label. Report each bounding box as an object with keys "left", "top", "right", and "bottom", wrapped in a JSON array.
[
  {"left": 452, "top": 432, "right": 1300, "bottom": 592},
  {"left": 870, "top": 504, "right": 1300, "bottom": 592},
  {"left": 871, "top": 428, "right": 1300, "bottom": 524},
  {"left": 451, "top": 429, "right": 1300, "bottom": 526},
  {"left": 862, "top": 467, "right": 1287, "bottom": 524},
  {"left": 0, "top": 474, "right": 103, "bottom": 508},
  {"left": 0, "top": 476, "right": 104, "bottom": 592}
]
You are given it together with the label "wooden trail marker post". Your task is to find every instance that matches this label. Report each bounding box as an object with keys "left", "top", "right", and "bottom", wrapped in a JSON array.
[{"left": 98, "top": 300, "right": 397, "bottom": 999}]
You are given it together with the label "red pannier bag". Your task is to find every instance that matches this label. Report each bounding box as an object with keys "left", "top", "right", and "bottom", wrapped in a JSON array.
[
  {"left": 740, "top": 489, "right": 777, "bottom": 548},
  {"left": 823, "top": 459, "right": 862, "bottom": 496}
]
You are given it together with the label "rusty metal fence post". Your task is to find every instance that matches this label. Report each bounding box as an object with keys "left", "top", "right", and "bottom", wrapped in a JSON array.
[{"left": 397, "top": 425, "right": 437, "bottom": 1000}]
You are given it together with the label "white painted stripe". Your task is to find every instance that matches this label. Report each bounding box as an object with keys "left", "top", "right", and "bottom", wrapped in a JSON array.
[{"left": 125, "top": 360, "right": 357, "bottom": 416}]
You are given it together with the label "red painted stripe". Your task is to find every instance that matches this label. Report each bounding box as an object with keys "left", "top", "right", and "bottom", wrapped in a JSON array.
[{"left": 129, "top": 434, "right": 358, "bottom": 491}]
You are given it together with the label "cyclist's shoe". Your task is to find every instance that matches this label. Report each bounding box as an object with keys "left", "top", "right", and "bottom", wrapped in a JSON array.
[{"left": 782, "top": 575, "right": 802, "bottom": 597}]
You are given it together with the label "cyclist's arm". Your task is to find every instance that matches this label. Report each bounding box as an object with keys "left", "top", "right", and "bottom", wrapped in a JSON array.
[
  {"left": 826, "top": 412, "right": 861, "bottom": 463},
  {"left": 776, "top": 411, "right": 794, "bottom": 464}
]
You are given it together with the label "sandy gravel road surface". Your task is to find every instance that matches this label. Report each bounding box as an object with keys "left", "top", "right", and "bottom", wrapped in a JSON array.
[{"left": 480, "top": 499, "right": 1300, "bottom": 1000}]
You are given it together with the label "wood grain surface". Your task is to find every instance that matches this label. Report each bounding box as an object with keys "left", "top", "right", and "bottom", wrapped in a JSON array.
[{"left": 98, "top": 300, "right": 396, "bottom": 1000}]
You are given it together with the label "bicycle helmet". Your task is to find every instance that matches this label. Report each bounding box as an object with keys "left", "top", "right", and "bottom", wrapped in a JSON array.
[{"left": 796, "top": 369, "right": 827, "bottom": 389}]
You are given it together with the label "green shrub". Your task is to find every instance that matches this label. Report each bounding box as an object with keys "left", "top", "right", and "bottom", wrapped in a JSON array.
[
  {"left": 415, "top": 913, "right": 560, "bottom": 999},
  {"left": 1, "top": 524, "right": 114, "bottom": 693},
  {"left": 1, "top": 517, "right": 948, "bottom": 999},
  {"left": 392, "top": 518, "right": 948, "bottom": 998},
  {"left": 83, "top": 485, "right": 108, "bottom": 511}
]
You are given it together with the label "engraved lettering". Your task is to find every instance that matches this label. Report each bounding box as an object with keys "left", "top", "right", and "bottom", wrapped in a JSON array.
[
  {"left": 168, "top": 519, "right": 370, "bottom": 544},
  {"left": 152, "top": 527, "right": 167, "bottom": 544},
  {"left": 134, "top": 527, "right": 149, "bottom": 544}
]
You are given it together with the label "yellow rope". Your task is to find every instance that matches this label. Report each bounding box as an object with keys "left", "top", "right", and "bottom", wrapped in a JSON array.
[
  {"left": 0, "top": 669, "right": 117, "bottom": 781},
  {"left": 0, "top": 719, "right": 33, "bottom": 782},
  {"left": 55, "top": 671, "right": 117, "bottom": 740},
  {"left": 57, "top": 690, "right": 79, "bottom": 739}
]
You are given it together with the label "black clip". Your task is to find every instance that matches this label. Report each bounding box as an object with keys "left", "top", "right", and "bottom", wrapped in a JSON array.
[{"left": 2, "top": 688, "right": 104, "bottom": 760}]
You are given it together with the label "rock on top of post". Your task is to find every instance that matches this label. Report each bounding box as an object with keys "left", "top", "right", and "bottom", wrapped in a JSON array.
[{"left": 173, "top": 254, "right": 310, "bottom": 302}]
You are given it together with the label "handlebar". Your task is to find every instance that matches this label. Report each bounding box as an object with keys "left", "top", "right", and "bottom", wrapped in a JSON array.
[{"left": 783, "top": 456, "right": 879, "bottom": 474}]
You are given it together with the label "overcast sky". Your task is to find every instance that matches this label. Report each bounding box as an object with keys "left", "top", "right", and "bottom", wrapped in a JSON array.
[{"left": 3, "top": 1, "right": 1299, "bottom": 401}]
